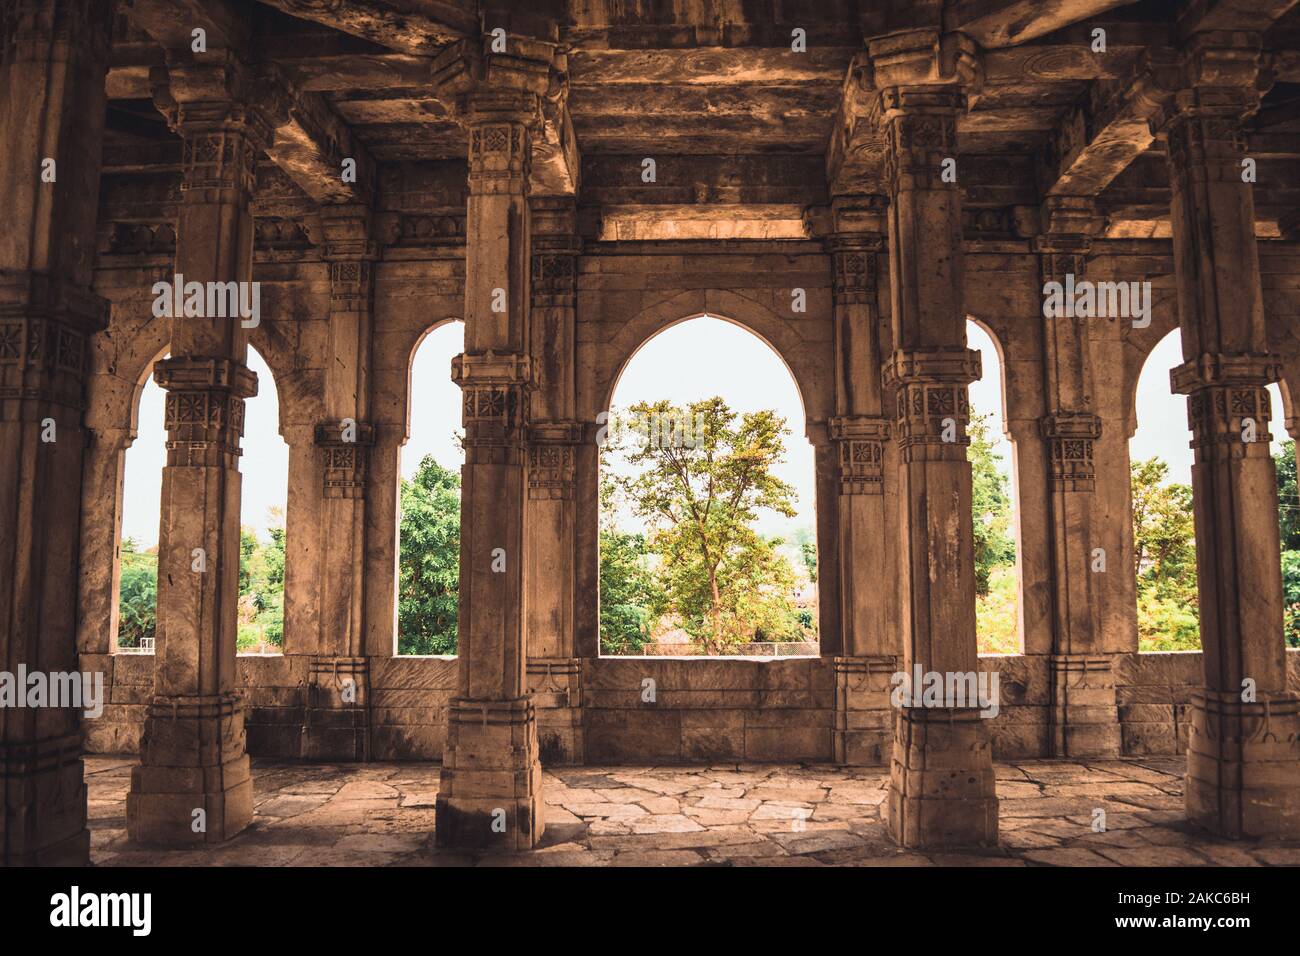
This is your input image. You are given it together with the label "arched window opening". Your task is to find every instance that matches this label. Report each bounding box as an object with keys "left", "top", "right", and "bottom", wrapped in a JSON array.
[
  {"left": 599, "top": 315, "right": 817, "bottom": 658},
  {"left": 1130, "top": 329, "right": 1198, "bottom": 651},
  {"left": 116, "top": 346, "right": 287, "bottom": 655},
  {"left": 237, "top": 347, "right": 289, "bottom": 655},
  {"left": 967, "top": 320, "right": 1020, "bottom": 655},
  {"left": 397, "top": 320, "right": 465, "bottom": 656},
  {"left": 1268, "top": 382, "right": 1298, "bottom": 649}
]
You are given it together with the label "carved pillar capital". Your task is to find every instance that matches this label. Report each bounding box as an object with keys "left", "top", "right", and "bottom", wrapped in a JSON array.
[
  {"left": 1171, "top": 353, "right": 1280, "bottom": 459},
  {"left": 314, "top": 419, "right": 376, "bottom": 499},
  {"left": 828, "top": 415, "right": 890, "bottom": 494},
  {"left": 531, "top": 235, "right": 581, "bottom": 308},
  {"left": 825, "top": 234, "right": 883, "bottom": 305},
  {"left": 883, "top": 348, "right": 980, "bottom": 455},
  {"left": 154, "top": 355, "right": 257, "bottom": 467},
  {"left": 1040, "top": 412, "right": 1102, "bottom": 490},
  {"left": 453, "top": 350, "right": 532, "bottom": 446}
]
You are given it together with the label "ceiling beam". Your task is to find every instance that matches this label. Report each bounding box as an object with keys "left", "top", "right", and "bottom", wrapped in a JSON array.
[
  {"left": 1038, "top": 49, "right": 1179, "bottom": 198},
  {"left": 251, "top": 0, "right": 476, "bottom": 55},
  {"left": 945, "top": 0, "right": 1138, "bottom": 49}
]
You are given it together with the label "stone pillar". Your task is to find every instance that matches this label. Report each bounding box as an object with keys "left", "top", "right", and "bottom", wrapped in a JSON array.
[
  {"left": 1164, "top": 33, "right": 1300, "bottom": 839},
  {"left": 434, "top": 82, "right": 544, "bottom": 850},
  {"left": 1035, "top": 196, "right": 1121, "bottom": 758},
  {"left": 126, "top": 56, "right": 271, "bottom": 845},
  {"left": 302, "top": 207, "right": 378, "bottom": 760},
  {"left": 826, "top": 196, "right": 898, "bottom": 766},
  {"left": 0, "top": 0, "right": 112, "bottom": 866},
  {"left": 525, "top": 198, "right": 584, "bottom": 764},
  {"left": 872, "top": 30, "right": 998, "bottom": 848}
]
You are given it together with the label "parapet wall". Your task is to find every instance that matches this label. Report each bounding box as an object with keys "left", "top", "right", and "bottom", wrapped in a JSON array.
[{"left": 81, "top": 649, "right": 1300, "bottom": 764}]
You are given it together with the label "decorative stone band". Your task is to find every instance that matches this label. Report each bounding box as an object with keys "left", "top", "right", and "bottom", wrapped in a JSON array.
[
  {"left": 314, "top": 420, "right": 377, "bottom": 499},
  {"left": 154, "top": 356, "right": 257, "bottom": 468},
  {"left": 527, "top": 657, "right": 583, "bottom": 709},
  {"left": 833, "top": 655, "right": 900, "bottom": 695},
  {"left": 531, "top": 235, "right": 581, "bottom": 308},
  {"left": 307, "top": 656, "right": 370, "bottom": 699},
  {"left": 1040, "top": 412, "right": 1102, "bottom": 490},
  {"left": 882, "top": 347, "right": 981, "bottom": 457},
  {"left": 0, "top": 270, "right": 105, "bottom": 408},
  {"left": 144, "top": 691, "right": 246, "bottom": 720},
  {"left": 452, "top": 350, "right": 532, "bottom": 447},
  {"left": 828, "top": 415, "right": 890, "bottom": 494},
  {"left": 1049, "top": 653, "right": 1115, "bottom": 687},
  {"left": 825, "top": 234, "right": 883, "bottom": 305},
  {"left": 527, "top": 419, "right": 582, "bottom": 499},
  {"left": 1170, "top": 352, "right": 1280, "bottom": 459}
]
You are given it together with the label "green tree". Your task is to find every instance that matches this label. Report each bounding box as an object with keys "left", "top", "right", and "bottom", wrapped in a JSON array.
[
  {"left": 598, "top": 467, "right": 661, "bottom": 654},
  {"left": 117, "top": 539, "right": 157, "bottom": 649},
  {"left": 238, "top": 514, "right": 287, "bottom": 651},
  {"left": 969, "top": 414, "right": 1015, "bottom": 596},
  {"left": 397, "top": 455, "right": 461, "bottom": 655},
  {"left": 1277, "top": 441, "right": 1300, "bottom": 647},
  {"left": 1276, "top": 440, "right": 1300, "bottom": 550},
  {"left": 609, "top": 397, "right": 801, "bottom": 653},
  {"left": 1131, "top": 456, "right": 1199, "bottom": 650}
]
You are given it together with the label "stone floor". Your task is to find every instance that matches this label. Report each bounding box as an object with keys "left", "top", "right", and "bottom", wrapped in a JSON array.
[{"left": 85, "top": 755, "right": 1300, "bottom": 866}]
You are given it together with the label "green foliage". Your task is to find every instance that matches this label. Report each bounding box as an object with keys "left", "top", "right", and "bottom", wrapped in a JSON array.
[
  {"left": 1282, "top": 549, "right": 1300, "bottom": 649},
  {"left": 598, "top": 525, "right": 659, "bottom": 654},
  {"left": 117, "top": 541, "right": 157, "bottom": 648},
  {"left": 976, "top": 566, "right": 1019, "bottom": 655},
  {"left": 397, "top": 455, "right": 461, "bottom": 655},
  {"left": 969, "top": 414, "right": 1016, "bottom": 597},
  {"left": 1131, "top": 456, "right": 1199, "bottom": 651},
  {"left": 1276, "top": 440, "right": 1300, "bottom": 551},
  {"left": 238, "top": 512, "right": 286, "bottom": 651},
  {"left": 605, "top": 398, "right": 802, "bottom": 654}
]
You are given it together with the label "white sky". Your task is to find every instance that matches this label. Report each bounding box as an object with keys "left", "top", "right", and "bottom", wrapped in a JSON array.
[
  {"left": 120, "top": 318, "right": 1283, "bottom": 550},
  {"left": 121, "top": 346, "right": 288, "bottom": 548},
  {"left": 404, "top": 321, "right": 466, "bottom": 480}
]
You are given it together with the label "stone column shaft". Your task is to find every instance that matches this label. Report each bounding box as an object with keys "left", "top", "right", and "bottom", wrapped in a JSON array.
[
  {"left": 435, "top": 88, "right": 544, "bottom": 850},
  {"left": 525, "top": 199, "right": 584, "bottom": 764},
  {"left": 1164, "top": 35, "right": 1300, "bottom": 838},
  {"left": 1036, "top": 200, "right": 1121, "bottom": 757},
  {"left": 302, "top": 208, "right": 378, "bottom": 761},
  {"left": 871, "top": 31, "right": 998, "bottom": 848},
  {"left": 126, "top": 57, "right": 269, "bottom": 845},
  {"left": 0, "top": 0, "right": 113, "bottom": 866},
  {"left": 826, "top": 197, "right": 899, "bottom": 765}
]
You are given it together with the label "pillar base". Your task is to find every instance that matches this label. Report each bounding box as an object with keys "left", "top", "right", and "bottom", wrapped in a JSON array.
[
  {"left": 1050, "top": 654, "right": 1121, "bottom": 758},
  {"left": 528, "top": 657, "right": 584, "bottom": 765},
  {"left": 0, "top": 733, "right": 89, "bottom": 866},
  {"left": 435, "top": 696, "right": 544, "bottom": 851},
  {"left": 301, "top": 656, "right": 371, "bottom": 761},
  {"left": 126, "top": 693, "right": 253, "bottom": 845},
  {"left": 886, "top": 707, "right": 999, "bottom": 848},
  {"left": 832, "top": 656, "right": 897, "bottom": 766},
  {"left": 1185, "top": 690, "right": 1300, "bottom": 839}
]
